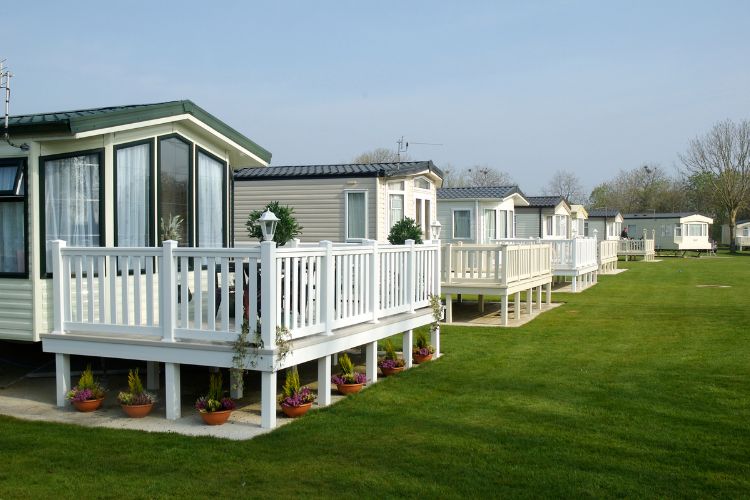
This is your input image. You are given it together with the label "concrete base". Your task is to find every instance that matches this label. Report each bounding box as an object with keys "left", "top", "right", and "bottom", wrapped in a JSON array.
[{"left": 446, "top": 301, "right": 562, "bottom": 328}]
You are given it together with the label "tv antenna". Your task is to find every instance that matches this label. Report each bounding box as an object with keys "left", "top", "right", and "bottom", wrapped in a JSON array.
[
  {"left": 1, "top": 59, "right": 28, "bottom": 151},
  {"left": 396, "top": 136, "right": 443, "bottom": 161}
]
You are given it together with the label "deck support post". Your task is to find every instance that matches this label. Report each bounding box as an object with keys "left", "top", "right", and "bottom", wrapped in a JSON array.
[
  {"left": 546, "top": 282, "right": 552, "bottom": 304},
  {"left": 230, "top": 370, "right": 243, "bottom": 399},
  {"left": 146, "top": 361, "right": 160, "bottom": 391},
  {"left": 478, "top": 294, "right": 485, "bottom": 312},
  {"left": 431, "top": 324, "right": 441, "bottom": 358},
  {"left": 514, "top": 292, "right": 521, "bottom": 320},
  {"left": 536, "top": 286, "right": 542, "bottom": 310},
  {"left": 366, "top": 341, "right": 378, "bottom": 384},
  {"left": 164, "top": 362, "right": 181, "bottom": 420},
  {"left": 571, "top": 275, "right": 578, "bottom": 293},
  {"left": 261, "top": 371, "right": 277, "bottom": 429},
  {"left": 318, "top": 356, "right": 331, "bottom": 407},
  {"left": 501, "top": 295, "right": 509, "bottom": 326},
  {"left": 527, "top": 288, "right": 533, "bottom": 316},
  {"left": 403, "top": 329, "right": 413, "bottom": 369},
  {"left": 55, "top": 353, "right": 70, "bottom": 408},
  {"left": 445, "top": 294, "right": 453, "bottom": 323}
]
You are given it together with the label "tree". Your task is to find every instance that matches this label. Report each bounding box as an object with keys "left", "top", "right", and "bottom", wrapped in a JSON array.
[
  {"left": 245, "top": 201, "right": 302, "bottom": 246},
  {"left": 352, "top": 148, "right": 406, "bottom": 164},
  {"left": 587, "top": 164, "right": 684, "bottom": 214},
  {"left": 464, "top": 165, "right": 514, "bottom": 187},
  {"left": 543, "top": 170, "right": 588, "bottom": 204},
  {"left": 680, "top": 119, "right": 750, "bottom": 251}
]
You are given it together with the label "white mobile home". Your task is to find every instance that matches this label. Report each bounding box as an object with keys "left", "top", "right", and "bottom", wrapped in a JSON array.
[
  {"left": 586, "top": 209, "right": 623, "bottom": 240},
  {"left": 569, "top": 204, "right": 588, "bottom": 237},
  {"left": 515, "top": 196, "right": 571, "bottom": 239},
  {"left": 233, "top": 161, "right": 443, "bottom": 244},
  {"left": 435, "top": 186, "right": 529, "bottom": 243},
  {"left": 623, "top": 212, "right": 714, "bottom": 251},
  {"left": 0, "top": 100, "right": 270, "bottom": 342},
  {"left": 721, "top": 220, "right": 750, "bottom": 249}
]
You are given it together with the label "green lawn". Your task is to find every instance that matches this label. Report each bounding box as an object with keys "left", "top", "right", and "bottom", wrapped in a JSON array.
[{"left": 2, "top": 256, "right": 749, "bottom": 498}]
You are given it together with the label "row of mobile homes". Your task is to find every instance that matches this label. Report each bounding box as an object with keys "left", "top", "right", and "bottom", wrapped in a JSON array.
[
  {"left": 233, "top": 161, "right": 443, "bottom": 243},
  {"left": 515, "top": 196, "right": 572, "bottom": 239},
  {"left": 0, "top": 100, "right": 270, "bottom": 342},
  {"left": 435, "top": 186, "right": 527, "bottom": 243},
  {"left": 721, "top": 221, "right": 750, "bottom": 250},
  {"left": 623, "top": 212, "right": 714, "bottom": 252},
  {"left": 586, "top": 209, "right": 623, "bottom": 240}
]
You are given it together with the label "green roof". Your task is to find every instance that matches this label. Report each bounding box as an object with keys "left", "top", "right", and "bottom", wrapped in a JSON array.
[{"left": 8, "top": 100, "right": 271, "bottom": 163}]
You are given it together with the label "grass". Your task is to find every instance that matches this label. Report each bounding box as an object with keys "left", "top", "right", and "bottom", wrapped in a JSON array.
[{"left": 1, "top": 255, "right": 749, "bottom": 498}]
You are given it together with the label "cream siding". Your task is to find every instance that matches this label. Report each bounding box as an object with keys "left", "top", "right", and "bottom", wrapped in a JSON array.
[
  {"left": 0, "top": 279, "right": 34, "bottom": 340},
  {"left": 376, "top": 175, "right": 438, "bottom": 241},
  {"left": 234, "top": 177, "right": 378, "bottom": 244}
]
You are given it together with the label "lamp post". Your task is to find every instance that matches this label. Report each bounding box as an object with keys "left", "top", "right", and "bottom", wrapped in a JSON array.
[
  {"left": 258, "top": 210, "right": 279, "bottom": 242},
  {"left": 430, "top": 220, "right": 442, "bottom": 241}
]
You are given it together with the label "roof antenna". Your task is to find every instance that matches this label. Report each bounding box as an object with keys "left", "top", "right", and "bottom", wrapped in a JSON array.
[
  {"left": 1, "top": 59, "right": 30, "bottom": 152},
  {"left": 396, "top": 136, "right": 442, "bottom": 161}
]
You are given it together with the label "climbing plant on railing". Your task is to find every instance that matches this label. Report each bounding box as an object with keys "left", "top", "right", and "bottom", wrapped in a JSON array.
[
  {"left": 428, "top": 293, "right": 443, "bottom": 334},
  {"left": 231, "top": 320, "right": 293, "bottom": 393}
]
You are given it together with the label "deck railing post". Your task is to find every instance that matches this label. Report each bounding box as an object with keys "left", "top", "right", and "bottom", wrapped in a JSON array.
[
  {"left": 500, "top": 245, "right": 508, "bottom": 285},
  {"left": 319, "top": 240, "right": 335, "bottom": 333},
  {"left": 367, "top": 240, "right": 380, "bottom": 323},
  {"left": 406, "top": 239, "right": 416, "bottom": 313},
  {"left": 260, "top": 240, "right": 278, "bottom": 347},
  {"left": 160, "top": 240, "right": 177, "bottom": 342},
  {"left": 51, "top": 240, "right": 66, "bottom": 334},
  {"left": 433, "top": 240, "right": 441, "bottom": 298},
  {"left": 571, "top": 238, "right": 578, "bottom": 268},
  {"left": 445, "top": 244, "right": 453, "bottom": 284}
]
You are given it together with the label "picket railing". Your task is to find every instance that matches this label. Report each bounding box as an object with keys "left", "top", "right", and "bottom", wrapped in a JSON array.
[
  {"left": 599, "top": 240, "right": 619, "bottom": 263},
  {"left": 50, "top": 239, "right": 440, "bottom": 349},
  {"left": 496, "top": 237, "right": 598, "bottom": 271},
  {"left": 442, "top": 243, "right": 551, "bottom": 286},
  {"left": 618, "top": 238, "right": 655, "bottom": 254}
]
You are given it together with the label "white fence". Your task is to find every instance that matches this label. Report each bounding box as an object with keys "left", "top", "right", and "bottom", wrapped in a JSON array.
[
  {"left": 442, "top": 243, "right": 551, "bottom": 286},
  {"left": 618, "top": 238, "right": 655, "bottom": 254},
  {"left": 495, "top": 238, "right": 598, "bottom": 271},
  {"left": 598, "top": 240, "right": 619, "bottom": 264},
  {"left": 50, "top": 239, "right": 440, "bottom": 348}
]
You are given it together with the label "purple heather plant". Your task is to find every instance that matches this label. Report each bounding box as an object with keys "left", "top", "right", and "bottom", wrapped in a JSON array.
[
  {"left": 194, "top": 396, "right": 236, "bottom": 413},
  {"left": 414, "top": 346, "right": 434, "bottom": 357},
  {"left": 331, "top": 372, "right": 367, "bottom": 385},
  {"left": 378, "top": 358, "right": 405, "bottom": 369},
  {"left": 280, "top": 386, "right": 316, "bottom": 408}
]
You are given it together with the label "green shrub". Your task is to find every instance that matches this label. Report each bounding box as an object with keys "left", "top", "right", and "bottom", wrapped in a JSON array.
[
  {"left": 387, "top": 217, "right": 423, "bottom": 245},
  {"left": 245, "top": 201, "right": 302, "bottom": 246}
]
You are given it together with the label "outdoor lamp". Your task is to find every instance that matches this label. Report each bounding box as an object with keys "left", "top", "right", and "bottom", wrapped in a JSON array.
[
  {"left": 259, "top": 209, "right": 279, "bottom": 242},
  {"left": 430, "top": 220, "right": 442, "bottom": 240}
]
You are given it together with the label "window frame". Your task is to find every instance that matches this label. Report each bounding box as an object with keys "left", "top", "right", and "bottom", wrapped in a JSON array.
[
  {"left": 452, "top": 209, "right": 472, "bottom": 240},
  {"left": 157, "top": 133, "right": 194, "bottom": 247},
  {"left": 113, "top": 138, "right": 156, "bottom": 247},
  {"left": 195, "top": 146, "right": 228, "bottom": 247},
  {"left": 0, "top": 157, "right": 29, "bottom": 278},
  {"left": 484, "top": 208, "right": 497, "bottom": 241},
  {"left": 345, "top": 189, "right": 368, "bottom": 240},
  {"left": 39, "top": 148, "right": 105, "bottom": 279}
]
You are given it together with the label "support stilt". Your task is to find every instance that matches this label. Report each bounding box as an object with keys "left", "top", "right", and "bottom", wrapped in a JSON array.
[
  {"left": 55, "top": 353, "right": 70, "bottom": 408},
  {"left": 318, "top": 356, "right": 331, "bottom": 407},
  {"left": 164, "top": 362, "right": 181, "bottom": 420}
]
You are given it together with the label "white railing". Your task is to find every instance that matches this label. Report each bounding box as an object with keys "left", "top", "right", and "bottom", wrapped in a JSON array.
[
  {"left": 598, "top": 240, "right": 619, "bottom": 264},
  {"left": 497, "top": 237, "right": 598, "bottom": 271},
  {"left": 50, "top": 239, "right": 440, "bottom": 348},
  {"left": 442, "top": 243, "right": 551, "bottom": 286},
  {"left": 618, "top": 239, "right": 655, "bottom": 254}
]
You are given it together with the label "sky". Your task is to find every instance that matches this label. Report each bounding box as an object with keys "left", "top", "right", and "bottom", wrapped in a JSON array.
[{"left": 4, "top": 0, "right": 750, "bottom": 194}]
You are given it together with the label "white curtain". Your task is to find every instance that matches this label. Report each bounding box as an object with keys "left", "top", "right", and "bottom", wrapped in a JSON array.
[
  {"left": 117, "top": 144, "right": 150, "bottom": 246},
  {"left": 498, "top": 210, "right": 507, "bottom": 238},
  {"left": 0, "top": 202, "right": 24, "bottom": 273},
  {"left": 0, "top": 166, "right": 17, "bottom": 192},
  {"left": 389, "top": 194, "right": 404, "bottom": 228},
  {"left": 44, "top": 154, "right": 100, "bottom": 272},
  {"left": 347, "top": 192, "right": 366, "bottom": 239},
  {"left": 198, "top": 152, "right": 224, "bottom": 247},
  {"left": 484, "top": 209, "right": 496, "bottom": 241}
]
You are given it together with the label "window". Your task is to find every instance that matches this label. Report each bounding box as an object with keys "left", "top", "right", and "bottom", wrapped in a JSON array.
[
  {"left": 545, "top": 216, "right": 553, "bottom": 236},
  {"left": 688, "top": 223, "right": 705, "bottom": 237},
  {"left": 115, "top": 141, "right": 151, "bottom": 247},
  {"left": 41, "top": 151, "right": 103, "bottom": 276},
  {"left": 0, "top": 159, "right": 26, "bottom": 276},
  {"left": 584, "top": 220, "right": 589, "bottom": 237},
  {"left": 453, "top": 210, "right": 471, "bottom": 239},
  {"left": 414, "top": 177, "right": 430, "bottom": 190},
  {"left": 674, "top": 224, "right": 682, "bottom": 237},
  {"left": 197, "top": 150, "right": 225, "bottom": 247},
  {"left": 484, "top": 209, "right": 496, "bottom": 241},
  {"left": 346, "top": 191, "right": 367, "bottom": 239},
  {"left": 159, "top": 136, "right": 191, "bottom": 246},
  {"left": 498, "top": 210, "right": 507, "bottom": 238},
  {"left": 557, "top": 215, "right": 568, "bottom": 237},
  {"left": 388, "top": 181, "right": 405, "bottom": 228}
]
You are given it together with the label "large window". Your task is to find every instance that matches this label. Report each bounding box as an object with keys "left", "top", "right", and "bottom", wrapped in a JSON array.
[
  {"left": 484, "top": 209, "right": 496, "bottom": 241},
  {"left": 0, "top": 158, "right": 26, "bottom": 276},
  {"left": 197, "top": 150, "right": 225, "bottom": 247},
  {"left": 41, "top": 151, "right": 102, "bottom": 275},
  {"left": 116, "top": 141, "right": 151, "bottom": 246},
  {"left": 687, "top": 223, "right": 706, "bottom": 237},
  {"left": 346, "top": 191, "right": 367, "bottom": 240},
  {"left": 453, "top": 210, "right": 471, "bottom": 239},
  {"left": 159, "top": 137, "right": 191, "bottom": 246}
]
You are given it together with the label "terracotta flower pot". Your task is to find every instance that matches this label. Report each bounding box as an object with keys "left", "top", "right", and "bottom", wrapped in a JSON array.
[
  {"left": 121, "top": 403, "right": 154, "bottom": 418},
  {"left": 199, "top": 409, "right": 232, "bottom": 425},
  {"left": 380, "top": 366, "right": 405, "bottom": 377},
  {"left": 281, "top": 402, "right": 312, "bottom": 418},
  {"left": 413, "top": 353, "right": 433, "bottom": 364},
  {"left": 336, "top": 382, "right": 364, "bottom": 395},
  {"left": 72, "top": 398, "right": 104, "bottom": 412}
]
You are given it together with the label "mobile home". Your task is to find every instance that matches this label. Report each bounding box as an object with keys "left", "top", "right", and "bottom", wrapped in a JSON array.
[
  {"left": 515, "top": 196, "right": 571, "bottom": 239},
  {"left": 623, "top": 212, "right": 714, "bottom": 251}
]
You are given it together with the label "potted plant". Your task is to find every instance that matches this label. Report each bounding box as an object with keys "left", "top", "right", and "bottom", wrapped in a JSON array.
[
  {"left": 117, "top": 368, "right": 157, "bottom": 418},
  {"left": 279, "top": 366, "right": 316, "bottom": 418},
  {"left": 195, "top": 372, "right": 236, "bottom": 425},
  {"left": 331, "top": 353, "right": 367, "bottom": 395},
  {"left": 378, "top": 339, "right": 406, "bottom": 376},
  {"left": 66, "top": 365, "right": 106, "bottom": 412},
  {"left": 413, "top": 331, "right": 435, "bottom": 364}
]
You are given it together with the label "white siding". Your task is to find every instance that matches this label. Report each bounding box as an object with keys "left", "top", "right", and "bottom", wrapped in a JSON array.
[
  {"left": 0, "top": 279, "right": 34, "bottom": 340},
  {"left": 234, "top": 177, "right": 378, "bottom": 244},
  {"left": 437, "top": 200, "right": 477, "bottom": 243},
  {"left": 515, "top": 209, "right": 542, "bottom": 238}
]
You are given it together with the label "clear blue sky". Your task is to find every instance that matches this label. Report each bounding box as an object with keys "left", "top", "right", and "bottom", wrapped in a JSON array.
[{"left": 5, "top": 1, "right": 750, "bottom": 193}]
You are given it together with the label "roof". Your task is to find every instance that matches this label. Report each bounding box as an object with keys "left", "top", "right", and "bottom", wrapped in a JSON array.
[
  {"left": 524, "top": 196, "right": 567, "bottom": 208},
  {"left": 8, "top": 100, "right": 271, "bottom": 163},
  {"left": 588, "top": 209, "right": 622, "bottom": 218},
  {"left": 623, "top": 212, "right": 710, "bottom": 220},
  {"left": 436, "top": 185, "right": 524, "bottom": 200},
  {"left": 234, "top": 161, "right": 442, "bottom": 180}
]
